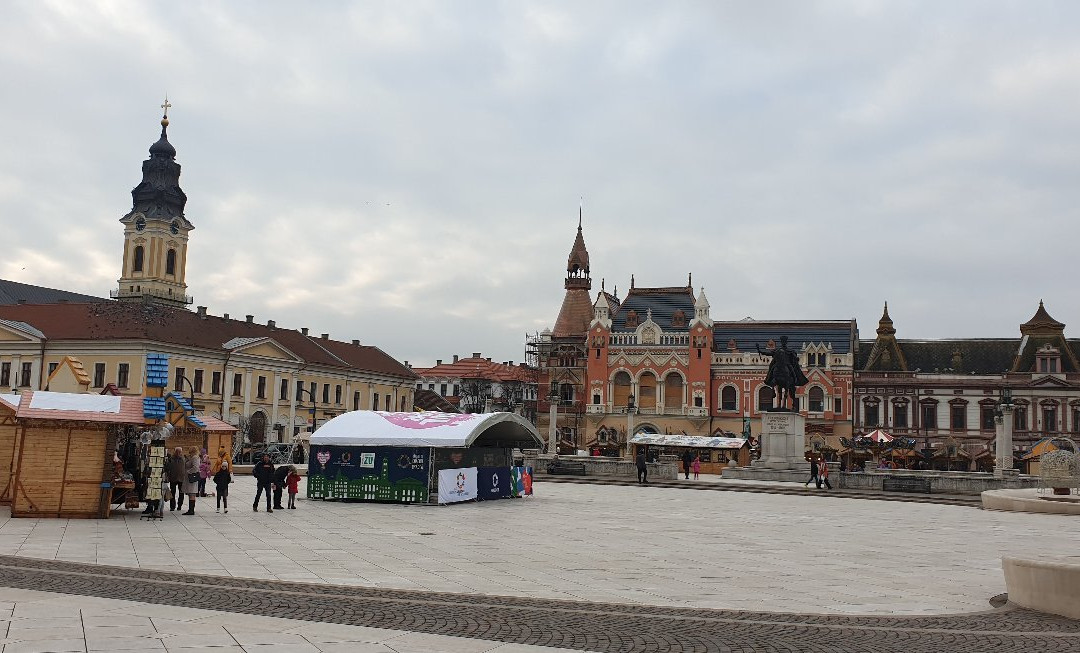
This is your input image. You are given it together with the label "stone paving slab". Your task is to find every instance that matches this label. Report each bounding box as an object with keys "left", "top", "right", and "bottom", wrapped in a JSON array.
[
  {"left": 0, "top": 478, "right": 1076, "bottom": 615},
  {"left": 0, "top": 556, "right": 1076, "bottom": 652},
  {"left": 0, "top": 584, "right": 575, "bottom": 653}
]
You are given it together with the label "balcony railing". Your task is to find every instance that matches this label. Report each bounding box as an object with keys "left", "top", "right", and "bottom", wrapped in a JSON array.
[{"left": 111, "top": 287, "right": 193, "bottom": 305}]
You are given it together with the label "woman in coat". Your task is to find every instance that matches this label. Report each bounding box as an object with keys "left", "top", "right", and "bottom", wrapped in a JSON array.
[{"left": 181, "top": 447, "right": 200, "bottom": 515}]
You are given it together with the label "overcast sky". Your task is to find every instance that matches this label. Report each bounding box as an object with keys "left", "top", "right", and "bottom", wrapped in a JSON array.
[{"left": 1, "top": 1, "right": 1078, "bottom": 367}]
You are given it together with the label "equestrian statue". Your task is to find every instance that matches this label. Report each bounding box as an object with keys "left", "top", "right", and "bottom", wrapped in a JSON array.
[{"left": 756, "top": 335, "right": 809, "bottom": 411}]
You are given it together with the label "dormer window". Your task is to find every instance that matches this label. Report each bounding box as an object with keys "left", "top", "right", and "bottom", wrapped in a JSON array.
[
  {"left": 625, "top": 310, "right": 639, "bottom": 328},
  {"left": 670, "top": 310, "right": 687, "bottom": 328},
  {"left": 1036, "top": 344, "right": 1061, "bottom": 374}
]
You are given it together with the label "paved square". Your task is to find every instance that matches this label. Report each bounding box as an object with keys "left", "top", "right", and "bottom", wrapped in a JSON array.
[{"left": 0, "top": 477, "right": 1076, "bottom": 615}]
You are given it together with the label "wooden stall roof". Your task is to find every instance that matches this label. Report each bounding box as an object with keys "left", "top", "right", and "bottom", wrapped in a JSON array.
[
  {"left": 14, "top": 391, "right": 146, "bottom": 424},
  {"left": 197, "top": 415, "right": 237, "bottom": 433},
  {"left": 0, "top": 394, "right": 16, "bottom": 412}
]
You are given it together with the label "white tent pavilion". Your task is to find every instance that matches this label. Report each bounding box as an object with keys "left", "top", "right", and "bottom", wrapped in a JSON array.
[{"left": 310, "top": 411, "right": 543, "bottom": 449}]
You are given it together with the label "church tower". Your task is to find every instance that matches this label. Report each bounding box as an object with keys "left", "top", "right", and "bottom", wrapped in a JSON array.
[
  {"left": 113, "top": 100, "right": 194, "bottom": 308},
  {"left": 551, "top": 211, "right": 593, "bottom": 338}
]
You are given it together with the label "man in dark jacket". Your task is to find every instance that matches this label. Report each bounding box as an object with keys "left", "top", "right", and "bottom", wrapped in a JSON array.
[
  {"left": 682, "top": 450, "right": 693, "bottom": 480},
  {"left": 635, "top": 450, "right": 648, "bottom": 484},
  {"left": 165, "top": 447, "right": 185, "bottom": 511},
  {"left": 252, "top": 454, "right": 275, "bottom": 512},
  {"left": 273, "top": 463, "right": 290, "bottom": 510}
]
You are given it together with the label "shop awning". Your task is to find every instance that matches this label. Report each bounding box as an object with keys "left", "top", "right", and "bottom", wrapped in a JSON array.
[
  {"left": 628, "top": 433, "right": 748, "bottom": 449},
  {"left": 310, "top": 410, "right": 543, "bottom": 448}
]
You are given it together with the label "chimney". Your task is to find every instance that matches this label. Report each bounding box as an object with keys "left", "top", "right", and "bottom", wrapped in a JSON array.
[
  {"left": 267, "top": 320, "right": 275, "bottom": 328},
  {"left": 196, "top": 306, "right": 207, "bottom": 318},
  {"left": 453, "top": 354, "right": 459, "bottom": 363},
  {"left": 404, "top": 361, "right": 409, "bottom": 368},
  {"left": 436, "top": 360, "right": 442, "bottom": 366},
  {"left": 351, "top": 339, "right": 359, "bottom": 345},
  {"left": 223, "top": 313, "right": 230, "bottom": 320},
  {"left": 472, "top": 352, "right": 481, "bottom": 358},
  {"left": 245, "top": 315, "right": 254, "bottom": 323},
  {"left": 321, "top": 333, "right": 329, "bottom": 339},
  {"left": 301, "top": 327, "right": 308, "bottom": 335}
]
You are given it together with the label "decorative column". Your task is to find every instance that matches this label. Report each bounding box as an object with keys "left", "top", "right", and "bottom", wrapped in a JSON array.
[
  {"left": 547, "top": 392, "right": 558, "bottom": 454},
  {"left": 271, "top": 373, "right": 281, "bottom": 443},
  {"left": 995, "top": 403, "right": 1015, "bottom": 479},
  {"left": 222, "top": 366, "right": 233, "bottom": 421}
]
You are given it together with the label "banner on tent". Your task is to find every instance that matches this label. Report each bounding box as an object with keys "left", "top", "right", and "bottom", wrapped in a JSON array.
[
  {"left": 477, "top": 466, "right": 512, "bottom": 501},
  {"left": 437, "top": 467, "right": 478, "bottom": 504},
  {"left": 307, "top": 446, "right": 429, "bottom": 503},
  {"left": 511, "top": 466, "right": 533, "bottom": 497}
]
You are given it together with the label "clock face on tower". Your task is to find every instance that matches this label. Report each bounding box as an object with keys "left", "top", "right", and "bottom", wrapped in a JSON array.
[
  {"left": 134, "top": 216, "right": 146, "bottom": 231},
  {"left": 170, "top": 220, "right": 180, "bottom": 235}
]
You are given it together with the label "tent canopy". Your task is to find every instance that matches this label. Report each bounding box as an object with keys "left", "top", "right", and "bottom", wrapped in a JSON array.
[
  {"left": 310, "top": 411, "right": 543, "bottom": 449},
  {"left": 628, "top": 433, "right": 748, "bottom": 449},
  {"left": 862, "top": 429, "right": 893, "bottom": 443}
]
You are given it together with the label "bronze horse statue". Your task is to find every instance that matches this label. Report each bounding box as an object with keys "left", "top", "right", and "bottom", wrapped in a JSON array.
[{"left": 756, "top": 336, "right": 809, "bottom": 410}]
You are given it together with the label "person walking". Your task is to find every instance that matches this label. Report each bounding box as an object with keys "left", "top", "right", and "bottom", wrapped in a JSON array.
[
  {"left": 252, "top": 453, "right": 275, "bottom": 512},
  {"left": 273, "top": 462, "right": 290, "bottom": 510},
  {"left": 166, "top": 447, "right": 185, "bottom": 511},
  {"left": 692, "top": 454, "right": 701, "bottom": 480},
  {"left": 286, "top": 466, "right": 301, "bottom": 509},
  {"left": 198, "top": 449, "right": 211, "bottom": 497},
  {"left": 818, "top": 458, "right": 832, "bottom": 490},
  {"left": 635, "top": 450, "right": 648, "bottom": 484},
  {"left": 181, "top": 447, "right": 200, "bottom": 515},
  {"left": 213, "top": 460, "right": 232, "bottom": 513},
  {"left": 682, "top": 450, "right": 693, "bottom": 480},
  {"left": 804, "top": 457, "right": 819, "bottom": 487}
]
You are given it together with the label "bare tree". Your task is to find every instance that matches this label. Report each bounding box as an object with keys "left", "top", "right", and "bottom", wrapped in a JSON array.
[{"left": 458, "top": 376, "right": 493, "bottom": 413}]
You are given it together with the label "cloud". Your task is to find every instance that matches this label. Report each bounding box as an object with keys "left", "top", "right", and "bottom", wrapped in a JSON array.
[{"left": 1, "top": 1, "right": 1078, "bottom": 366}]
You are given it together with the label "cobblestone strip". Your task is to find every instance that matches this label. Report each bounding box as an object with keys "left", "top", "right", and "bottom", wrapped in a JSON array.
[{"left": 0, "top": 556, "right": 1075, "bottom": 652}]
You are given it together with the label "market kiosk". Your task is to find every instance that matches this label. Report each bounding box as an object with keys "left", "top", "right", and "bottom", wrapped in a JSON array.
[
  {"left": 629, "top": 432, "right": 751, "bottom": 474},
  {"left": 308, "top": 410, "right": 543, "bottom": 504},
  {"left": 0, "top": 394, "right": 19, "bottom": 504}
]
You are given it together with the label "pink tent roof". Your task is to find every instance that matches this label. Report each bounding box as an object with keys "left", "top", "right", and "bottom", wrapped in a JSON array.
[{"left": 863, "top": 429, "right": 894, "bottom": 443}]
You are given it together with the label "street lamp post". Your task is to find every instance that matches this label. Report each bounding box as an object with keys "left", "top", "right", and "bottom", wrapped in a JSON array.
[
  {"left": 626, "top": 393, "right": 636, "bottom": 459},
  {"left": 295, "top": 386, "right": 318, "bottom": 435}
]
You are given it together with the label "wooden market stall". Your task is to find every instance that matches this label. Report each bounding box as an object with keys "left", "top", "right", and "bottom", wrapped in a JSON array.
[
  {"left": 628, "top": 433, "right": 751, "bottom": 474},
  {"left": 0, "top": 394, "right": 19, "bottom": 504},
  {"left": 5, "top": 390, "right": 236, "bottom": 519}
]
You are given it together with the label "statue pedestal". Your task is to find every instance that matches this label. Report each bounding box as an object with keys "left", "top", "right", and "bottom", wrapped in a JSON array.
[{"left": 753, "top": 412, "right": 807, "bottom": 470}]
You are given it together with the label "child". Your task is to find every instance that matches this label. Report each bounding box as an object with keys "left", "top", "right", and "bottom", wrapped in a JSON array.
[
  {"left": 692, "top": 455, "right": 701, "bottom": 480},
  {"left": 286, "top": 466, "right": 302, "bottom": 509},
  {"left": 213, "top": 460, "right": 232, "bottom": 513}
]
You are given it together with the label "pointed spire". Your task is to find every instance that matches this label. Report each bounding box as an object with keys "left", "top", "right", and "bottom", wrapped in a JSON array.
[
  {"left": 630, "top": 274, "right": 635, "bottom": 289},
  {"left": 130, "top": 103, "right": 187, "bottom": 221},
  {"left": 876, "top": 301, "right": 895, "bottom": 337},
  {"left": 690, "top": 286, "right": 712, "bottom": 328},
  {"left": 1021, "top": 299, "right": 1065, "bottom": 336},
  {"left": 564, "top": 212, "right": 591, "bottom": 290}
]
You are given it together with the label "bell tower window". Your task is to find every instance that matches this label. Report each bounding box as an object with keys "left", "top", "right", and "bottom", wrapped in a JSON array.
[
  {"left": 166, "top": 248, "right": 177, "bottom": 275},
  {"left": 133, "top": 246, "right": 144, "bottom": 272}
]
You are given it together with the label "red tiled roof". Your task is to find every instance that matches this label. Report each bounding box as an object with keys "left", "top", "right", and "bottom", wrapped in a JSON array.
[
  {"left": 552, "top": 288, "right": 593, "bottom": 338},
  {"left": 14, "top": 390, "right": 147, "bottom": 424},
  {"left": 0, "top": 302, "right": 416, "bottom": 380},
  {"left": 414, "top": 357, "right": 537, "bottom": 384}
]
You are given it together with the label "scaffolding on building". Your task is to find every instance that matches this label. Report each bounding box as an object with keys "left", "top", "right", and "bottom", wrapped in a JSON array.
[{"left": 527, "top": 330, "right": 587, "bottom": 453}]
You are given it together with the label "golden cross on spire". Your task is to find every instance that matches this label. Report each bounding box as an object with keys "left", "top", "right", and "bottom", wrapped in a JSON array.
[{"left": 161, "top": 95, "right": 172, "bottom": 118}]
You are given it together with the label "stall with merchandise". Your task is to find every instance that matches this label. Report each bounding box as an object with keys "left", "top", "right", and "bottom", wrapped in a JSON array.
[
  {"left": 308, "top": 410, "right": 543, "bottom": 504},
  {"left": 628, "top": 432, "right": 751, "bottom": 475}
]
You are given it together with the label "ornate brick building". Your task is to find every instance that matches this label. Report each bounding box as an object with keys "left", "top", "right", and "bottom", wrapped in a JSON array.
[
  {"left": 854, "top": 302, "right": 1080, "bottom": 470},
  {"left": 530, "top": 220, "right": 856, "bottom": 456}
]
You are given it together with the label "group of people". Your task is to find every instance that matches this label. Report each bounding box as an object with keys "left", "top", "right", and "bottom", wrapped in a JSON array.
[
  {"left": 149, "top": 446, "right": 235, "bottom": 515},
  {"left": 149, "top": 447, "right": 302, "bottom": 516},
  {"left": 804, "top": 457, "right": 832, "bottom": 490},
  {"left": 251, "top": 453, "right": 302, "bottom": 513}
]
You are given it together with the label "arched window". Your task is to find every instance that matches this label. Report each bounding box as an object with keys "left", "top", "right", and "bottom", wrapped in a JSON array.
[
  {"left": 721, "top": 386, "right": 737, "bottom": 411},
  {"left": 613, "top": 371, "right": 632, "bottom": 407},
  {"left": 133, "top": 245, "right": 144, "bottom": 272},
  {"left": 663, "top": 373, "right": 682, "bottom": 410},
  {"left": 808, "top": 386, "right": 825, "bottom": 412},
  {"left": 166, "top": 248, "right": 177, "bottom": 275},
  {"left": 758, "top": 386, "right": 775, "bottom": 411},
  {"left": 638, "top": 371, "right": 657, "bottom": 409}
]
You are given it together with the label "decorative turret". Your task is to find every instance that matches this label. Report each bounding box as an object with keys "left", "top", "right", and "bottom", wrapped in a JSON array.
[
  {"left": 590, "top": 291, "right": 611, "bottom": 329},
  {"left": 1020, "top": 300, "right": 1065, "bottom": 336},
  {"left": 689, "top": 286, "right": 712, "bottom": 329},
  {"left": 565, "top": 208, "right": 590, "bottom": 291},
  {"left": 114, "top": 99, "right": 194, "bottom": 308},
  {"left": 876, "top": 302, "right": 895, "bottom": 337}
]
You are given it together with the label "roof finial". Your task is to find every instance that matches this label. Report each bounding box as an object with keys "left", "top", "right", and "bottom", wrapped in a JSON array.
[
  {"left": 688, "top": 272, "right": 692, "bottom": 288},
  {"left": 160, "top": 94, "right": 172, "bottom": 127},
  {"left": 630, "top": 274, "right": 635, "bottom": 289},
  {"left": 601, "top": 278, "right": 605, "bottom": 292},
  {"left": 578, "top": 197, "right": 583, "bottom": 230}
]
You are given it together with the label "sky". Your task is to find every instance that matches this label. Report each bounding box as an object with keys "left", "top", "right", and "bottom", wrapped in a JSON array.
[{"left": 1, "top": 1, "right": 1078, "bottom": 367}]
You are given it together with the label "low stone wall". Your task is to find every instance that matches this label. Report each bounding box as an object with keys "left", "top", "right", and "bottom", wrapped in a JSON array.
[
  {"left": 723, "top": 462, "right": 839, "bottom": 484},
  {"left": 524, "top": 453, "right": 678, "bottom": 480},
  {"left": 1003, "top": 556, "right": 1080, "bottom": 620},
  {"left": 840, "top": 469, "right": 1039, "bottom": 495}
]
